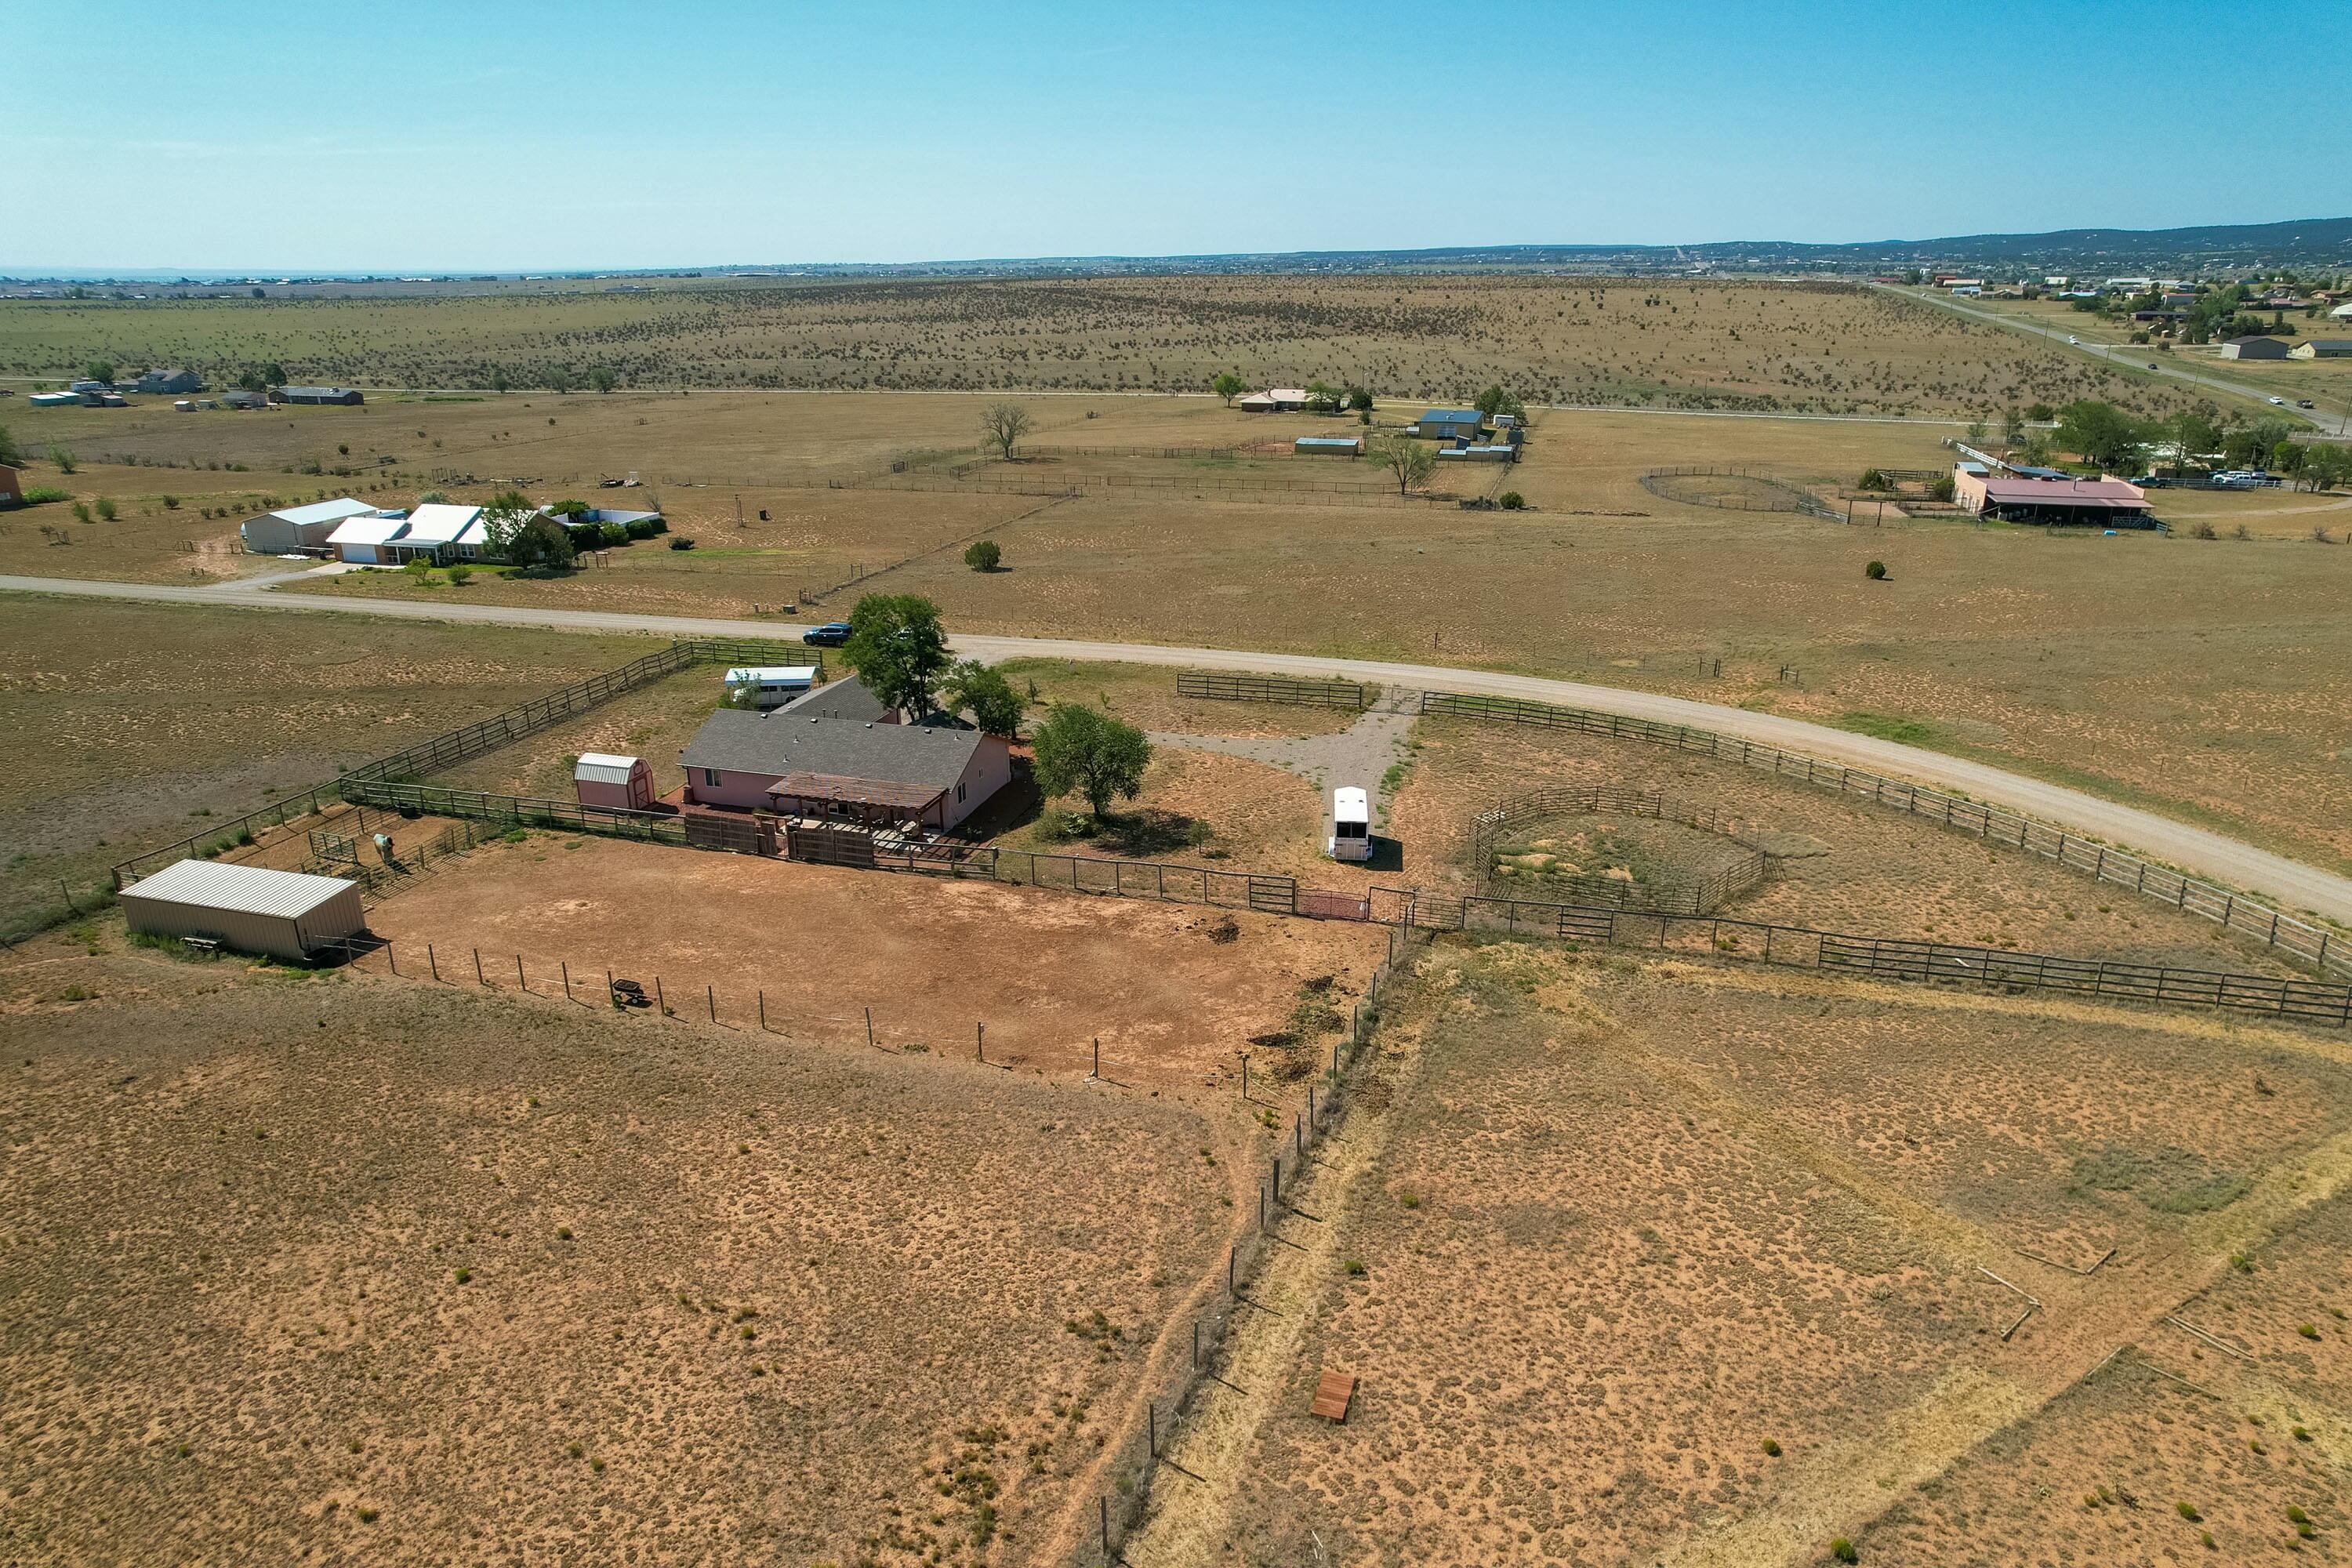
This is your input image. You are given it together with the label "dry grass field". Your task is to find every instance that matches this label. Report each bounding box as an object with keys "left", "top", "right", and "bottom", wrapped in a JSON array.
[
  {"left": 0, "top": 932, "right": 1246, "bottom": 1567},
  {"left": 355, "top": 833, "right": 1385, "bottom": 1088},
  {"left": 1142, "top": 941, "right": 2352, "bottom": 1567},
  {"left": 0, "top": 596, "right": 645, "bottom": 931},
  {"left": 2, "top": 278, "right": 2208, "bottom": 416}
]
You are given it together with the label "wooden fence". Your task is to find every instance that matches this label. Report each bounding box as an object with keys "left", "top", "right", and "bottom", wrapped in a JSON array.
[
  {"left": 111, "top": 638, "right": 811, "bottom": 889},
  {"left": 1397, "top": 892, "right": 2352, "bottom": 1027},
  {"left": 1176, "top": 671, "right": 1374, "bottom": 710},
  {"left": 1412, "top": 690, "right": 2349, "bottom": 979},
  {"left": 1468, "top": 784, "right": 1769, "bottom": 915}
]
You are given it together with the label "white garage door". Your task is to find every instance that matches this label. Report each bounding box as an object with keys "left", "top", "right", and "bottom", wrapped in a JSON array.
[{"left": 343, "top": 546, "right": 376, "bottom": 564}]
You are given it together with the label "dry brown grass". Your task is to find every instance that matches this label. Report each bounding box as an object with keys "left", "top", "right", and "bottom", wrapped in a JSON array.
[
  {"left": 0, "top": 596, "right": 648, "bottom": 929},
  {"left": 1153, "top": 942, "right": 2352, "bottom": 1567},
  {"left": 0, "top": 934, "right": 1240, "bottom": 1566},
  {"left": 2, "top": 277, "right": 2208, "bottom": 416}
]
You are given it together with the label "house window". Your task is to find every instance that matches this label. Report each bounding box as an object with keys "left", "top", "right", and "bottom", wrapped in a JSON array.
[
  {"left": 956, "top": 782, "right": 967, "bottom": 802},
  {"left": 702, "top": 768, "right": 721, "bottom": 787}
]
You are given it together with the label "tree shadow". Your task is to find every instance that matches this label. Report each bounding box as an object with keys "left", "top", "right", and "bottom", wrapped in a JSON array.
[{"left": 1094, "top": 808, "right": 1211, "bottom": 858}]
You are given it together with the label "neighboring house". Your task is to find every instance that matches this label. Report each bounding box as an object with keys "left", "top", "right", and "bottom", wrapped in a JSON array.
[
  {"left": 130, "top": 368, "right": 203, "bottom": 394},
  {"left": 679, "top": 709, "right": 1011, "bottom": 831},
  {"left": 2332, "top": 303, "right": 2352, "bottom": 321},
  {"left": 239, "top": 496, "right": 385, "bottom": 554},
  {"left": 270, "top": 386, "right": 365, "bottom": 405},
  {"left": 220, "top": 390, "right": 267, "bottom": 409},
  {"left": 1952, "top": 467, "right": 2153, "bottom": 526},
  {"left": 0, "top": 464, "right": 21, "bottom": 508},
  {"left": 325, "top": 514, "right": 412, "bottom": 564},
  {"left": 775, "top": 673, "right": 895, "bottom": 723},
  {"left": 2218, "top": 336, "right": 2291, "bottom": 360},
  {"left": 1237, "top": 387, "right": 1310, "bottom": 412},
  {"left": 2288, "top": 339, "right": 2352, "bottom": 359},
  {"left": 392, "top": 503, "right": 488, "bottom": 562},
  {"left": 1412, "top": 408, "right": 1484, "bottom": 441}
]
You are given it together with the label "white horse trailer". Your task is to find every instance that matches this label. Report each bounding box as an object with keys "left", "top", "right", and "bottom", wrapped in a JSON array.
[{"left": 1328, "top": 786, "right": 1371, "bottom": 862}]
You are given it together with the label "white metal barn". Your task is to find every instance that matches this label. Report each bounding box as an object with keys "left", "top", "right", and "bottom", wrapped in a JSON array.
[{"left": 119, "top": 860, "right": 365, "bottom": 960}]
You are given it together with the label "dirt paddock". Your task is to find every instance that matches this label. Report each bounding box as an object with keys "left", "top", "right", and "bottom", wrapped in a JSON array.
[{"left": 364, "top": 833, "right": 1387, "bottom": 1089}]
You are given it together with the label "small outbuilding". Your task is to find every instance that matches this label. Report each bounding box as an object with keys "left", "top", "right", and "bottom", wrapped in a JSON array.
[
  {"left": 1437, "top": 443, "right": 1516, "bottom": 463},
  {"left": 2218, "top": 336, "right": 2291, "bottom": 360},
  {"left": 1294, "top": 436, "right": 1365, "bottom": 456},
  {"left": 119, "top": 859, "right": 365, "bottom": 960},
  {"left": 0, "top": 464, "right": 22, "bottom": 507},
  {"left": 241, "top": 496, "right": 385, "bottom": 554},
  {"left": 575, "top": 752, "right": 655, "bottom": 811},
  {"left": 220, "top": 390, "right": 267, "bottom": 409}
]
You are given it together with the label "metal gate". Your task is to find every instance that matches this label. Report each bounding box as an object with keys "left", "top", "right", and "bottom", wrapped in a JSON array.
[
  {"left": 1300, "top": 887, "right": 1371, "bottom": 921},
  {"left": 1247, "top": 876, "right": 1298, "bottom": 915}
]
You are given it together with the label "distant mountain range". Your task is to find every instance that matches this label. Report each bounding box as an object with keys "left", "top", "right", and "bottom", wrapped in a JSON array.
[
  {"left": 771, "top": 218, "right": 2352, "bottom": 279},
  {"left": 9, "top": 218, "right": 2348, "bottom": 289}
]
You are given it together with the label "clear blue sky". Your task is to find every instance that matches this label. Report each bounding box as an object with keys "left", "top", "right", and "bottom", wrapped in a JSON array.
[{"left": 12, "top": 0, "right": 2340, "bottom": 273}]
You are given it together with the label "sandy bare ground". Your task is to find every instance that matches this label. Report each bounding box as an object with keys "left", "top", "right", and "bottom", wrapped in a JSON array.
[{"left": 6, "top": 574, "right": 2347, "bottom": 928}]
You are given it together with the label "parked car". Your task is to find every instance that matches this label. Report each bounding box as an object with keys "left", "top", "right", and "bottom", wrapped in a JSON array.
[
  {"left": 801, "top": 622, "right": 852, "bottom": 647},
  {"left": 2129, "top": 474, "right": 2170, "bottom": 488}
]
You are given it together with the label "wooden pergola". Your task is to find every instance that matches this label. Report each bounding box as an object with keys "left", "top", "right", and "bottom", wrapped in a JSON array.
[{"left": 767, "top": 771, "right": 950, "bottom": 829}]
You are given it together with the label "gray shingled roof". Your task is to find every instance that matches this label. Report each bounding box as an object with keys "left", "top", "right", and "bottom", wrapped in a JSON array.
[
  {"left": 681, "top": 710, "right": 983, "bottom": 789},
  {"left": 775, "top": 674, "right": 891, "bottom": 722}
]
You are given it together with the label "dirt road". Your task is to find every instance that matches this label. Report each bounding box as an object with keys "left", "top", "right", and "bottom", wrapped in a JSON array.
[{"left": 9, "top": 572, "right": 2351, "bottom": 924}]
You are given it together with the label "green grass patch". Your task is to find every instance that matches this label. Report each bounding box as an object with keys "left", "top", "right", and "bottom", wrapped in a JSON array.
[{"left": 1835, "top": 711, "right": 1940, "bottom": 747}]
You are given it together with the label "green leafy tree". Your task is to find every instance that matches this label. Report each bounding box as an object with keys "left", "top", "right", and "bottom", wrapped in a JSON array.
[
  {"left": 588, "top": 365, "right": 619, "bottom": 394},
  {"left": 842, "top": 593, "right": 953, "bottom": 720},
  {"left": 943, "top": 659, "right": 1029, "bottom": 739},
  {"left": 489, "top": 367, "right": 511, "bottom": 394},
  {"left": 1372, "top": 435, "right": 1436, "bottom": 495},
  {"left": 2055, "top": 401, "right": 2149, "bottom": 471},
  {"left": 1211, "top": 373, "right": 1245, "bottom": 406},
  {"left": 546, "top": 364, "right": 576, "bottom": 394},
  {"left": 482, "top": 488, "right": 573, "bottom": 572},
  {"left": 1346, "top": 385, "right": 1375, "bottom": 412},
  {"left": 263, "top": 362, "right": 287, "bottom": 387},
  {"left": 1030, "top": 703, "right": 1151, "bottom": 822},
  {"left": 85, "top": 360, "right": 116, "bottom": 386},
  {"left": 963, "top": 538, "right": 1002, "bottom": 572},
  {"left": 46, "top": 442, "right": 76, "bottom": 474},
  {"left": 980, "top": 401, "right": 1033, "bottom": 459},
  {"left": 1304, "top": 379, "right": 1345, "bottom": 413},
  {"left": 1473, "top": 385, "right": 1524, "bottom": 420}
]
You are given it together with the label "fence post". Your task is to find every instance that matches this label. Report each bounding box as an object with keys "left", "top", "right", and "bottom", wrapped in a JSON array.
[
  {"left": 427, "top": 943, "right": 438, "bottom": 982},
  {"left": 517, "top": 954, "right": 526, "bottom": 993},
  {"left": 865, "top": 1006, "right": 874, "bottom": 1048},
  {"left": 760, "top": 989, "right": 766, "bottom": 1031},
  {"left": 655, "top": 976, "right": 665, "bottom": 1016},
  {"left": 562, "top": 960, "right": 570, "bottom": 1001},
  {"left": 474, "top": 947, "right": 485, "bottom": 985}
]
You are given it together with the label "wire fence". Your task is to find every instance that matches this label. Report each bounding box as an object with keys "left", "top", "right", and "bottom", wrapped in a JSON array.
[
  {"left": 1639, "top": 466, "right": 1842, "bottom": 519},
  {"left": 1468, "top": 785, "right": 1769, "bottom": 915}
]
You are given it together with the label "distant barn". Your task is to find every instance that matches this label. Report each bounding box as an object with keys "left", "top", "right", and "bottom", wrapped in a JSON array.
[{"left": 272, "top": 386, "right": 366, "bottom": 405}]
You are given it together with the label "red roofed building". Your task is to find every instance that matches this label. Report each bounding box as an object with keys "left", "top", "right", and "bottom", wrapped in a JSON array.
[{"left": 1953, "top": 467, "right": 2154, "bottom": 527}]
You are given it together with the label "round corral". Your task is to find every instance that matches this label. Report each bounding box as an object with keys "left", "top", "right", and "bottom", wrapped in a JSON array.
[
  {"left": 1474, "top": 786, "right": 1768, "bottom": 914},
  {"left": 1639, "top": 466, "right": 1836, "bottom": 517}
]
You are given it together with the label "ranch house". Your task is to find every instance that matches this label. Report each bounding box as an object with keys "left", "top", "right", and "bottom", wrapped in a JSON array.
[
  {"left": 271, "top": 385, "right": 366, "bottom": 405},
  {"left": 130, "top": 368, "right": 203, "bottom": 394},
  {"left": 325, "top": 503, "right": 487, "bottom": 564},
  {"left": 1952, "top": 466, "right": 2153, "bottom": 527},
  {"left": 2289, "top": 339, "right": 2352, "bottom": 359},
  {"left": 679, "top": 707, "right": 1011, "bottom": 832}
]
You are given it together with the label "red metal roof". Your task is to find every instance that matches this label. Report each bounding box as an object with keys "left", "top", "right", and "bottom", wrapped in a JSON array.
[{"left": 1980, "top": 478, "right": 2147, "bottom": 508}]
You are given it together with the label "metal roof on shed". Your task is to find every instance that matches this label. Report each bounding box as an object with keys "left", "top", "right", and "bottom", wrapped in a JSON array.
[
  {"left": 1418, "top": 408, "right": 1482, "bottom": 423},
  {"left": 270, "top": 497, "right": 380, "bottom": 527},
  {"left": 122, "top": 859, "right": 358, "bottom": 919},
  {"left": 575, "top": 752, "right": 645, "bottom": 785}
]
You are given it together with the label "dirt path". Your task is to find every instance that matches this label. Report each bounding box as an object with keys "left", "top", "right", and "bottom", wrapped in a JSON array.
[
  {"left": 1119, "top": 1027, "right": 1419, "bottom": 1567},
  {"left": 1152, "top": 708, "right": 1417, "bottom": 826},
  {"left": 9, "top": 572, "right": 2349, "bottom": 923}
]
